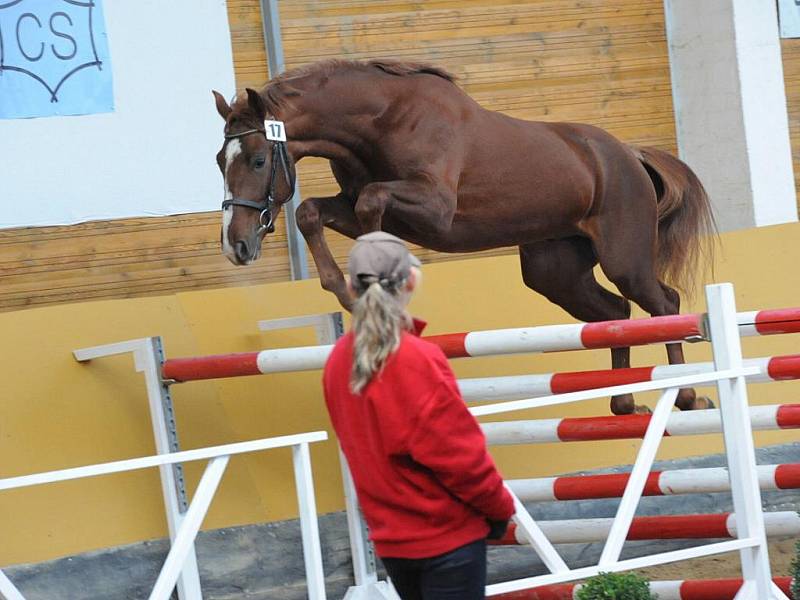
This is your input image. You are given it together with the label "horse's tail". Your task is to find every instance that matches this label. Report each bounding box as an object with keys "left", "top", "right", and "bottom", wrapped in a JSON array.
[{"left": 634, "top": 146, "right": 717, "bottom": 299}]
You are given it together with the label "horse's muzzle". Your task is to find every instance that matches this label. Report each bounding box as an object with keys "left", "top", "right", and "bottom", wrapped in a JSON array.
[{"left": 234, "top": 240, "right": 252, "bottom": 264}]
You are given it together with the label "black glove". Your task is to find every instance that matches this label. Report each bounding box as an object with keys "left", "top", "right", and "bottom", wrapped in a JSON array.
[{"left": 486, "top": 519, "right": 510, "bottom": 540}]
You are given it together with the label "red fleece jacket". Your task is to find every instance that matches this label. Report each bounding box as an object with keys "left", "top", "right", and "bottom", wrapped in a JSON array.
[{"left": 322, "top": 320, "right": 515, "bottom": 559}]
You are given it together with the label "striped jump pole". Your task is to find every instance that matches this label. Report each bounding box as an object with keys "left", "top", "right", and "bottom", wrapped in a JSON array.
[
  {"left": 508, "top": 463, "right": 800, "bottom": 502},
  {"left": 492, "top": 577, "right": 794, "bottom": 600},
  {"left": 482, "top": 403, "right": 800, "bottom": 444},
  {"left": 160, "top": 307, "right": 800, "bottom": 382},
  {"left": 490, "top": 511, "right": 800, "bottom": 546},
  {"left": 429, "top": 308, "right": 800, "bottom": 358},
  {"left": 459, "top": 355, "right": 800, "bottom": 402}
]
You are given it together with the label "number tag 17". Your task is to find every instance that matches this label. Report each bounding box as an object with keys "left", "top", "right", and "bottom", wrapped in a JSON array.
[{"left": 265, "top": 120, "right": 287, "bottom": 142}]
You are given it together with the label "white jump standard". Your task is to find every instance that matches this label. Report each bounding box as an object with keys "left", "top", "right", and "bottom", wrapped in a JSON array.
[{"left": 64, "top": 285, "right": 794, "bottom": 600}]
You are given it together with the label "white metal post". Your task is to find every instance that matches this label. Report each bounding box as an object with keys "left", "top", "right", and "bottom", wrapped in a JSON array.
[
  {"left": 149, "top": 455, "right": 229, "bottom": 600},
  {"left": 705, "top": 283, "right": 789, "bottom": 600},
  {"left": 258, "top": 0, "right": 309, "bottom": 280},
  {"left": 340, "top": 453, "right": 378, "bottom": 586},
  {"left": 599, "top": 387, "right": 679, "bottom": 565},
  {"left": 292, "top": 442, "right": 327, "bottom": 600},
  {"left": 136, "top": 338, "right": 203, "bottom": 600},
  {"left": 73, "top": 338, "right": 202, "bottom": 600},
  {"left": 0, "top": 569, "right": 25, "bottom": 600}
]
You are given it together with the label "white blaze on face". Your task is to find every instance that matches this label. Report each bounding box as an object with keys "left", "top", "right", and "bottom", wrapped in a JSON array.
[{"left": 221, "top": 138, "right": 243, "bottom": 260}]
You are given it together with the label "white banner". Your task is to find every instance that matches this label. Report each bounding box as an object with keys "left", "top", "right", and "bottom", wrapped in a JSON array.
[{"left": 0, "top": 0, "right": 236, "bottom": 229}]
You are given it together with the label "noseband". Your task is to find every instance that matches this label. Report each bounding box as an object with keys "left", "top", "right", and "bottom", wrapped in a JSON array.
[{"left": 221, "top": 126, "right": 296, "bottom": 235}]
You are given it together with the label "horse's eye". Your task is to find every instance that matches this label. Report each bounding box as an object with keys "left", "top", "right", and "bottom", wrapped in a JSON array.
[{"left": 253, "top": 157, "right": 266, "bottom": 169}]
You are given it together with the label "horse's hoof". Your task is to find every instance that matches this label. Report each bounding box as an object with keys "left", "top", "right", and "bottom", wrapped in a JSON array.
[{"left": 633, "top": 405, "right": 653, "bottom": 415}]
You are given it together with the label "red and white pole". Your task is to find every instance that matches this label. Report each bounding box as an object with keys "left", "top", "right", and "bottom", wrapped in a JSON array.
[
  {"left": 490, "top": 511, "right": 800, "bottom": 546},
  {"left": 161, "top": 308, "right": 800, "bottom": 382},
  {"left": 508, "top": 463, "right": 800, "bottom": 502},
  {"left": 428, "top": 307, "right": 800, "bottom": 358},
  {"left": 491, "top": 577, "right": 794, "bottom": 600},
  {"left": 459, "top": 355, "right": 800, "bottom": 402},
  {"left": 482, "top": 403, "right": 800, "bottom": 445}
]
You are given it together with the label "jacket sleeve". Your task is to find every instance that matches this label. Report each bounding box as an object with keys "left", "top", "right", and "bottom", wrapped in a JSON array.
[{"left": 406, "top": 378, "right": 515, "bottom": 521}]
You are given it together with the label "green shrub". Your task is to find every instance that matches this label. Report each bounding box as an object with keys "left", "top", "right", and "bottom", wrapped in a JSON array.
[
  {"left": 791, "top": 538, "right": 799, "bottom": 600},
  {"left": 575, "top": 572, "right": 657, "bottom": 600}
]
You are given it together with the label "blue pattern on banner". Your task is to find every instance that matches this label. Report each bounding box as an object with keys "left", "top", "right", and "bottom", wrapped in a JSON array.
[{"left": 0, "top": 0, "right": 113, "bottom": 118}]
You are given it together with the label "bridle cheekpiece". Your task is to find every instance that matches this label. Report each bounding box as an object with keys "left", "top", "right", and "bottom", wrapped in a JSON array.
[{"left": 221, "top": 120, "right": 295, "bottom": 235}]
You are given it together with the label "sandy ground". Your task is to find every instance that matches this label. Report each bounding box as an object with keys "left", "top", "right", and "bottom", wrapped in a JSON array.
[{"left": 631, "top": 539, "right": 797, "bottom": 582}]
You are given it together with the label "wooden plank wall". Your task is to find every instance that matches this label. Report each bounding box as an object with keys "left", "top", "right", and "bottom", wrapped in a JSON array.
[
  {"left": 280, "top": 0, "right": 677, "bottom": 276},
  {"left": 0, "top": 0, "right": 675, "bottom": 312},
  {"left": 0, "top": 1, "right": 288, "bottom": 312},
  {"left": 781, "top": 38, "right": 800, "bottom": 215}
]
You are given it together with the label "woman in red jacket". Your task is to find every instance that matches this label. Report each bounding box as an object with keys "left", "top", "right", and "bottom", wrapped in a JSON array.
[{"left": 322, "top": 231, "right": 515, "bottom": 600}]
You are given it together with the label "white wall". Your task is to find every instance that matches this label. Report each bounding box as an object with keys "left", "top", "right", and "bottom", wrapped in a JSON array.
[
  {"left": 0, "top": 0, "right": 237, "bottom": 228},
  {"left": 664, "top": 0, "right": 798, "bottom": 232}
]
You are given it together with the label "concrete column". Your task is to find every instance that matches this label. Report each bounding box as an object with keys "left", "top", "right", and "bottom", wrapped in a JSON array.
[{"left": 664, "top": 0, "right": 798, "bottom": 232}]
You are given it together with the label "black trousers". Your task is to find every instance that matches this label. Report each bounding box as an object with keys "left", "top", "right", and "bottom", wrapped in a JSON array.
[{"left": 381, "top": 539, "right": 487, "bottom": 600}]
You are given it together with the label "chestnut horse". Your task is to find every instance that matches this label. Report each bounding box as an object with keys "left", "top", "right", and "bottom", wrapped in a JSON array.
[{"left": 212, "top": 59, "right": 715, "bottom": 415}]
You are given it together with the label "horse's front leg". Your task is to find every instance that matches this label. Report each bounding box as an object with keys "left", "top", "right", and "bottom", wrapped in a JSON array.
[
  {"left": 354, "top": 179, "right": 456, "bottom": 234},
  {"left": 295, "top": 194, "right": 361, "bottom": 311}
]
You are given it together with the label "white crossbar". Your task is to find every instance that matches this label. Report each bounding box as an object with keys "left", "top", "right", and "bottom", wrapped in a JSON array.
[
  {"left": 469, "top": 368, "right": 758, "bottom": 418},
  {"left": 149, "top": 456, "right": 230, "bottom": 600},
  {"left": 486, "top": 538, "right": 759, "bottom": 596},
  {"left": 0, "top": 431, "right": 328, "bottom": 600},
  {"left": 506, "top": 487, "right": 568, "bottom": 573},
  {"left": 599, "top": 387, "right": 678, "bottom": 565},
  {"left": 72, "top": 338, "right": 151, "bottom": 362},
  {"left": 0, "top": 432, "right": 327, "bottom": 492},
  {"left": 258, "top": 313, "right": 338, "bottom": 331},
  {"left": 0, "top": 569, "right": 25, "bottom": 600}
]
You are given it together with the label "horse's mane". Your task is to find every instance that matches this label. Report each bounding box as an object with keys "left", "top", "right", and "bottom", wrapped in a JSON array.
[
  {"left": 254, "top": 59, "right": 457, "bottom": 112},
  {"left": 365, "top": 59, "right": 456, "bottom": 82}
]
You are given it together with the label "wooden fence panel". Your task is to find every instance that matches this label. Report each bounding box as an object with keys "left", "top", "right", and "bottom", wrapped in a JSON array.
[{"left": 781, "top": 38, "right": 800, "bottom": 216}]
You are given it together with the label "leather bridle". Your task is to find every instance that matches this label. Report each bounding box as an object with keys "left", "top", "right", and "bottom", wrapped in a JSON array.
[{"left": 221, "top": 127, "right": 295, "bottom": 235}]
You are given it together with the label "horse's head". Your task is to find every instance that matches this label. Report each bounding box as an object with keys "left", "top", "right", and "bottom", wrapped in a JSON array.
[{"left": 212, "top": 88, "right": 296, "bottom": 265}]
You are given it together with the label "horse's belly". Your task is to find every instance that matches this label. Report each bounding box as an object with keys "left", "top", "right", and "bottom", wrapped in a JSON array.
[
  {"left": 384, "top": 208, "right": 581, "bottom": 253},
  {"left": 447, "top": 188, "right": 589, "bottom": 249}
]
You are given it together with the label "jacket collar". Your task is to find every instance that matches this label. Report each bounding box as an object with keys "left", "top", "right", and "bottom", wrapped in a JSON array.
[{"left": 411, "top": 318, "right": 427, "bottom": 336}]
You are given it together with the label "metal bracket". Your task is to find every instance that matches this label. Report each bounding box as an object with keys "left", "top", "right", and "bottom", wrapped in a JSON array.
[
  {"left": 151, "top": 336, "right": 188, "bottom": 512},
  {"left": 684, "top": 334, "right": 707, "bottom": 343},
  {"left": 258, "top": 0, "right": 309, "bottom": 281}
]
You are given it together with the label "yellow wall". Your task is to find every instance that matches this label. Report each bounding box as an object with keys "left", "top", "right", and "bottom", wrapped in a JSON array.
[{"left": 1, "top": 223, "right": 799, "bottom": 567}]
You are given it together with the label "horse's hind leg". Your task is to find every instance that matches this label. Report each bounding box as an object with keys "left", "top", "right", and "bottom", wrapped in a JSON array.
[
  {"left": 519, "top": 238, "right": 641, "bottom": 415},
  {"left": 593, "top": 216, "right": 712, "bottom": 412},
  {"left": 659, "top": 282, "right": 714, "bottom": 410}
]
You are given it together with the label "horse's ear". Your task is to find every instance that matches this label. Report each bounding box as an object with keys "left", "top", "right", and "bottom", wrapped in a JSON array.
[
  {"left": 246, "top": 88, "right": 267, "bottom": 120},
  {"left": 212, "top": 90, "right": 232, "bottom": 120}
]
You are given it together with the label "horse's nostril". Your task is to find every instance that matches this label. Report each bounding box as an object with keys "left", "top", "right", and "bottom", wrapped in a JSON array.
[{"left": 234, "top": 240, "right": 250, "bottom": 263}]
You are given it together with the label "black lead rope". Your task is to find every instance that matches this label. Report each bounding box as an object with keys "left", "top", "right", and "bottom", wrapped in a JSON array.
[{"left": 221, "top": 128, "right": 296, "bottom": 235}]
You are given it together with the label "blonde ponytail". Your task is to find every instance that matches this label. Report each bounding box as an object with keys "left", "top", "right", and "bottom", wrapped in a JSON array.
[{"left": 350, "top": 279, "right": 410, "bottom": 394}]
